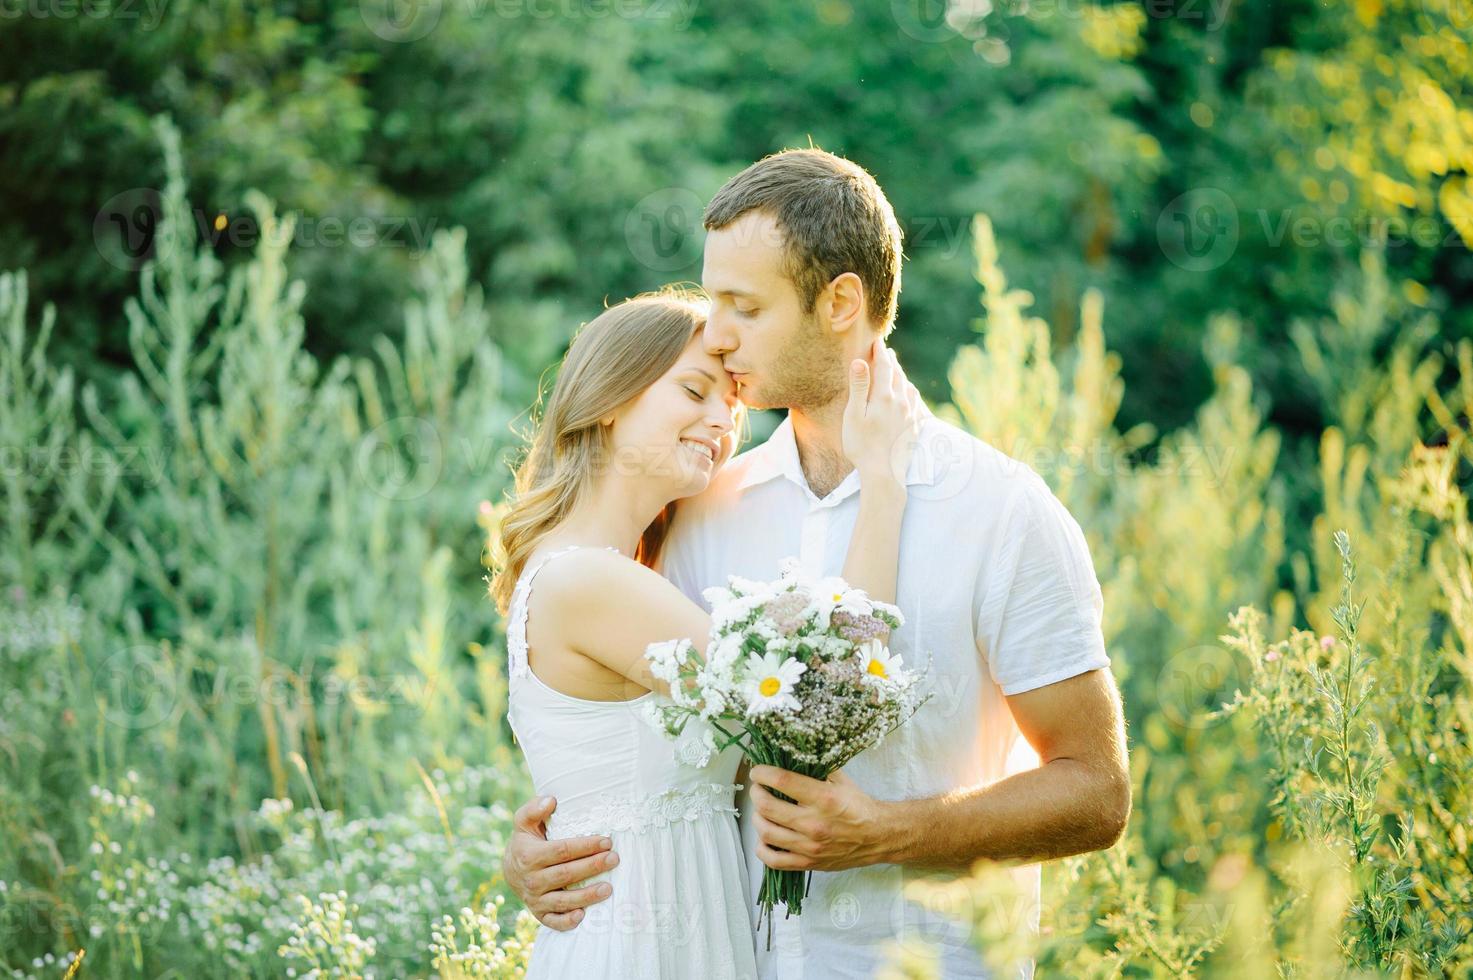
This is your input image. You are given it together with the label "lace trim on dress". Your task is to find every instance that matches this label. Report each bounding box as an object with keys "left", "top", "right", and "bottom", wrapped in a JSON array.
[
  {"left": 549, "top": 782, "right": 743, "bottom": 838},
  {"left": 506, "top": 544, "right": 620, "bottom": 680}
]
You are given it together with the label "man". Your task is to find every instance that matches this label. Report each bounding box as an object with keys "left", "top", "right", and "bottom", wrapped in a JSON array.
[{"left": 501, "top": 149, "right": 1130, "bottom": 978}]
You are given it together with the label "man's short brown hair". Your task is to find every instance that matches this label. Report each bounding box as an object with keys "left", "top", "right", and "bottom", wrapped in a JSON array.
[{"left": 703, "top": 149, "right": 903, "bottom": 330}]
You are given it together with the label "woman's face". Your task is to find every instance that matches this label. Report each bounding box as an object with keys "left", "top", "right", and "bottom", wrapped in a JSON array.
[{"left": 607, "top": 332, "right": 740, "bottom": 500}]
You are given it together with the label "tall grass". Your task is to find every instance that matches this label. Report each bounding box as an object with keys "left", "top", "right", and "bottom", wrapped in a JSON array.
[
  {"left": 904, "top": 219, "right": 1473, "bottom": 977},
  {"left": 1, "top": 118, "right": 531, "bottom": 977}
]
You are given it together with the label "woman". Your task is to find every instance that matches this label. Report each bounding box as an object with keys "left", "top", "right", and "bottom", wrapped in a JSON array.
[{"left": 488, "top": 287, "right": 919, "bottom": 979}]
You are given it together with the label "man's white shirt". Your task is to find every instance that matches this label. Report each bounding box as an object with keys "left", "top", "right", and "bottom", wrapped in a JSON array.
[{"left": 660, "top": 412, "right": 1112, "bottom": 980}]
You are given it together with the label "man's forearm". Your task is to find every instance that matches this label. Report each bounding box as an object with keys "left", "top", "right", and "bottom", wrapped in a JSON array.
[{"left": 879, "top": 757, "right": 1130, "bottom": 871}]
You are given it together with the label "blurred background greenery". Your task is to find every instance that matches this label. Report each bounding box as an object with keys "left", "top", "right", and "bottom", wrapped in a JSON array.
[{"left": 2, "top": 0, "right": 1472, "bottom": 976}]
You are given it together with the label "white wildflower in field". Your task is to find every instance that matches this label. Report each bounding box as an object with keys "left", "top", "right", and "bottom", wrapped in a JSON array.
[
  {"left": 428, "top": 893, "right": 537, "bottom": 979},
  {"left": 277, "top": 891, "right": 378, "bottom": 978}
]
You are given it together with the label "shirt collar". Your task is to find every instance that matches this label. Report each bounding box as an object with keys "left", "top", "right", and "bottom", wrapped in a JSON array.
[{"left": 736, "top": 412, "right": 944, "bottom": 493}]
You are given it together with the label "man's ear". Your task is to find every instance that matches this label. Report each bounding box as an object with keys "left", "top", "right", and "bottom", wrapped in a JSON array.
[{"left": 824, "top": 273, "right": 866, "bottom": 336}]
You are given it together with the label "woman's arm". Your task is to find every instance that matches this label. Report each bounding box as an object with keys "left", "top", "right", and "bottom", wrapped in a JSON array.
[
  {"left": 534, "top": 548, "right": 712, "bottom": 698},
  {"left": 838, "top": 341, "right": 920, "bottom": 605},
  {"left": 841, "top": 480, "right": 907, "bottom": 605}
]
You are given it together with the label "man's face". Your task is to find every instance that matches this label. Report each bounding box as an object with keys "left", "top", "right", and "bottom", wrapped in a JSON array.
[{"left": 700, "top": 211, "right": 847, "bottom": 412}]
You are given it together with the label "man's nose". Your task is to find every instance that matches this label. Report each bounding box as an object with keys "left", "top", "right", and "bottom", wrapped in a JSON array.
[{"left": 702, "top": 314, "right": 736, "bottom": 356}]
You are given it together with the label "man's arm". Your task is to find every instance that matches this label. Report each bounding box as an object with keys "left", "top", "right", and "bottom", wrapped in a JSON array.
[
  {"left": 753, "top": 469, "right": 1129, "bottom": 872},
  {"left": 501, "top": 796, "right": 619, "bottom": 930},
  {"left": 749, "top": 667, "right": 1130, "bottom": 873}
]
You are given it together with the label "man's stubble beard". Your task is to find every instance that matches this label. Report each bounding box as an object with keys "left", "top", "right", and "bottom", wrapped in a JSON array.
[
  {"left": 752, "top": 309, "right": 848, "bottom": 417},
  {"left": 747, "top": 309, "right": 857, "bottom": 496}
]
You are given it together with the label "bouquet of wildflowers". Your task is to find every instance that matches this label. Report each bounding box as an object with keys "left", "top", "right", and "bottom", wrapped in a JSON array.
[{"left": 643, "top": 558, "right": 928, "bottom": 937}]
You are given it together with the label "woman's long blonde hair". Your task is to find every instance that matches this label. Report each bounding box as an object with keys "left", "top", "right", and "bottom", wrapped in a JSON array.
[{"left": 488, "top": 288, "right": 735, "bottom": 614}]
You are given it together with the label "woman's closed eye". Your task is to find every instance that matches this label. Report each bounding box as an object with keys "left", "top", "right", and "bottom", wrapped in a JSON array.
[{"left": 683, "top": 385, "right": 705, "bottom": 401}]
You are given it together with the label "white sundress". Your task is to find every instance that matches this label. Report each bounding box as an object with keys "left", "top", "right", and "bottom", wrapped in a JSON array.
[{"left": 506, "top": 545, "right": 759, "bottom": 980}]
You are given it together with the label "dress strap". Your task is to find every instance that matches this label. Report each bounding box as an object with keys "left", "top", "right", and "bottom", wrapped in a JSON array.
[{"left": 506, "top": 545, "right": 621, "bottom": 679}]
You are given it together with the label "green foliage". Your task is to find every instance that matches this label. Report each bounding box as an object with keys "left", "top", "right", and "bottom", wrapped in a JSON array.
[
  {"left": 903, "top": 205, "right": 1472, "bottom": 977},
  {"left": 13, "top": 0, "right": 1466, "bottom": 440},
  {"left": 0, "top": 119, "right": 530, "bottom": 976}
]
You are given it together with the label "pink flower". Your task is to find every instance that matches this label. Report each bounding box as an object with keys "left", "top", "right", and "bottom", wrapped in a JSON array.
[
  {"left": 831, "top": 610, "right": 888, "bottom": 644},
  {"left": 1264, "top": 650, "right": 1280, "bottom": 663},
  {"left": 764, "top": 591, "right": 811, "bottom": 636},
  {"left": 1320, "top": 635, "right": 1335, "bottom": 651}
]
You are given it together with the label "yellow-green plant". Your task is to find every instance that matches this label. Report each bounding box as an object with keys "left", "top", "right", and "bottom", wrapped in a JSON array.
[
  {"left": 905, "top": 212, "right": 1472, "bottom": 978},
  {"left": 429, "top": 894, "right": 538, "bottom": 979},
  {"left": 277, "top": 891, "right": 378, "bottom": 978}
]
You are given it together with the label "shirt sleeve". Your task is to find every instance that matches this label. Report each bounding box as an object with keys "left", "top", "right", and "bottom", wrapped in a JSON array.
[{"left": 975, "top": 477, "right": 1111, "bottom": 696}]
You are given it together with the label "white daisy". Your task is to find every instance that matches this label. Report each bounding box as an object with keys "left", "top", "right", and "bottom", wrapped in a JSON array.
[
  {"left": 806, "top": 577, "right": 874, "bottom": 629},
  {"left": 744, "top": 651, "right": 806, "bottom": 716},
  {"left": 856, "top": 639, "right": 905, "bottom": 684}
]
